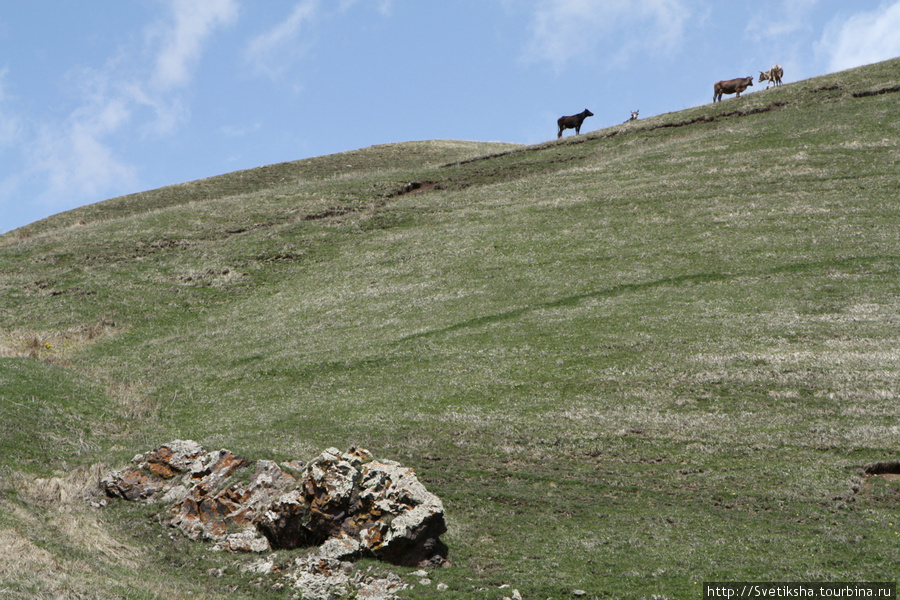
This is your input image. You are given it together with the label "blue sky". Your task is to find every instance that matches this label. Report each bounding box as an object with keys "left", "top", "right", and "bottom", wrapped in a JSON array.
[{"left": 2, "top": 0, "right": 900, "bottom": 233}]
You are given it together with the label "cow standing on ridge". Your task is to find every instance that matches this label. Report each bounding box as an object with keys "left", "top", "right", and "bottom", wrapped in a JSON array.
[
  {"left": 557, "top": 109, "right": 594, "bottom": 138},
  {"left": 759, "top": 65, "right": 784, "bottom": 89},
  {"left": 713, "top": 76, "right": 754, "bottom": 102}
]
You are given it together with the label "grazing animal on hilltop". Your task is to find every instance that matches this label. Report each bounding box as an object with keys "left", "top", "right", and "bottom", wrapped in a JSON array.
[
  {"left": 759, "top": 64, "right": 784, "bottom": 89},
  {"left": 625, "top": 110, "right": 639, "bottom": 123},
  {"left": 557, "top": 109, "right": 594, "bottom": 138},
  {"left": 713, "top": 76, "right": 754, "bottom": 102}
]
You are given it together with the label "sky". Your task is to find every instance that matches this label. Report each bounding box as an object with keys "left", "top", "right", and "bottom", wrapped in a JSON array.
[{"left": 2, "top": 0, "right": 900, "bottom": 234}]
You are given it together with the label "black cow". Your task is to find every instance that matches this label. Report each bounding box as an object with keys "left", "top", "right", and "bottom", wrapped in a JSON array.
[{"left": 557, "top": 109, "right": 594, "bottom": 138}]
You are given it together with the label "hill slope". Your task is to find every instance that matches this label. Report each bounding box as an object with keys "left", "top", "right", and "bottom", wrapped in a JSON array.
[{"left": 2, "top": 58, "right": 900, "bottom": 599}]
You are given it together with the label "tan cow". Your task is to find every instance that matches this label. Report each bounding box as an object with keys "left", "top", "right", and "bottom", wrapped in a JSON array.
[{"left": 758, "top": 64, "right": 784, "bottom": 89}]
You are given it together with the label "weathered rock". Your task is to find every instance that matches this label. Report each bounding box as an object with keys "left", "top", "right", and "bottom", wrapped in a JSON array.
[
  {"left": 102, "top": 467, "right": 166, "bottom": 501},
  {"left": 285, "top": 557, "right": 355, "bottom": 600},
  {"left": 283, "top": 556, "right": 408, "bottom": 600},
  {"left": 102, "top": 441, "right": 449, "bottom": 568},
  {"left": 169, "top": 454, "right": 291, "bottom": 551},
  {"left": 298, "top": 447, "right": 362, "bottom": 540},
  {"left": 256, "top": 489, "right": 321, "bottom": 549},
  {"left": 354, "top": 459, "right": 448, "bottom": 566},
  {"left": 102, "top": 439, "right": 209, "bottom": 501},
  {"left": 142, "top": 439, "right": 205, "bottom": 477},
  {"left": 168, "top": 448, "right": 252, "bottom": 541},
  {"left": 317, "top": 532, "right": 362, "bottom": 561}
]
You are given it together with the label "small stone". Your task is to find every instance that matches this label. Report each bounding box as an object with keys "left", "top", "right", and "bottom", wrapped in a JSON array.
[
  {"left": 437, "top": 582, "right": 449, "bottom": 591},
  {"left": 420, "top": 578, "right": 432, "bottom": 585},
  {"left": 513, "top": 589, "right": 522, "bottom": 600},
  {"left": 317, "top": 533, "right": 361, "bottom": 561},
  {"left": 573, "top": 590, "right": 588, "bottom": 597},
  {"left": 240, "top": 557, "right": 275, "bottom": 574}
]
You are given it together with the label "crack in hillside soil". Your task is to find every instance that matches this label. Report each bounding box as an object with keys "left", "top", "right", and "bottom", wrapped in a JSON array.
[
  {"left": 386, "top": 181, "right": 442, "bottom": 198},
  {"left": 296, "top": 182, "right": 438, "bottom": 223},
  {"left": 303, "top": 207, "right": 360, "bottom": 221},
  {"left": 811, "top": 84, "right": 843, "bottom": 93},
  {"left": 862, "top": 460, "right": 900, "bottom": 476},
  {"left": 652, "top": 102, "right": 789, "bottom": 129},
  {"left": 852, "top": 84, "right": 900, "bottom": 98},
  {"left": 225, "top": 222, "right": 281, "bottom": 234},
  {"left": 840, "top": 460, "right": 900, "bottom": 504}
]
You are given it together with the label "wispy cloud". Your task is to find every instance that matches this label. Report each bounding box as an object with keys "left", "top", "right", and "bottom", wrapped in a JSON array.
[
  {"left": 747, "top": 0, "right": 821, "bottom": 40},
  {"left": 523, "top": 0, "right": 691, "bottom": 70},
  {"left": 7, "top": 0, "right": 237, "bottom": 216},
  {"left": 153, "top": 0, "right": 238, "bottom": 90},
  {"left": 818, "top": 1, "right": 900, "bottom": 72},
  {"left": 220, "top": 121, "right": 262, "bottom": 138},
  {"left": 244, "top": 0, "right": 320, "bottom": 81},
  {"left": 243, "top": 0, "right": 396, "bottom": 83},
  {"left": 28, "top": 116, "right": 139, "bottom": 208},
  {"left": 0, "top": 68, "right": 22, "bottom": 149},
  {"left": 142, "top": 0, "right": 238, "bottom": 134},
  {"left": 338, "top": 0, "right": 394, "bottom": 14}
]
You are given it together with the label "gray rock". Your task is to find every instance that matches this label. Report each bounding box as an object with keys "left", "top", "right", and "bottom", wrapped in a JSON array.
[{"left": 102, "top": 441, "right": 449, "bottom": 567}]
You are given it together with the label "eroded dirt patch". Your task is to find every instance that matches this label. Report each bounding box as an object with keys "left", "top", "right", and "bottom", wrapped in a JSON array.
[{"left": 863, "top": 460, "right": 900, "bottom": 476}]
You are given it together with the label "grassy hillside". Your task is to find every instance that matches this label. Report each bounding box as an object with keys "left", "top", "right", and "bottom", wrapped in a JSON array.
[{"left": 2, "top": 58, "right": 900, "bottom": 599}]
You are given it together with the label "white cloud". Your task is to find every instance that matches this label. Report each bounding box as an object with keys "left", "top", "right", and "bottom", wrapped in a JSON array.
[
  {"left": 244, "top": 0, "right": 319, "bottom": 80},
  {"left": 524, "top": 0, "right": 691, "bottom": 70},
  {"left": 243, "top": 0, "right": 395, "bottom": 83},
  {"left": 0, "top": 67, "right": 22, "bottom": 148},
  {"left": 338, "top": 0, "right": 394, "bottom": 14},
  {"left": 153, "top": 0, "right": 238, "bottom": 89},
  {"left": 220, "top": 121, "right": 262, "bottom": 138},
  {"left": 11, "top": 0, "right": 236, "bottom": 214},
  {"left": 819, "top": 1, "right": 900, "bottom": 72},
  {"left": 746, "top": 0, "right": 820, "bottom": 40},
  {"left": 29, "top": 120, "right": 139, "bottom": 209}
]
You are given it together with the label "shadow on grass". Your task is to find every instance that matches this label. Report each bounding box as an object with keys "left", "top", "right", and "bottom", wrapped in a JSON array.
[{"left": 398, "top": 255, "right": 898, "bottom": 344}]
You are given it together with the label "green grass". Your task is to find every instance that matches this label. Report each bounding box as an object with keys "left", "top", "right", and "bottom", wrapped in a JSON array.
[{"left": 2, "top": 59, "right": 900, "bottom": 598}]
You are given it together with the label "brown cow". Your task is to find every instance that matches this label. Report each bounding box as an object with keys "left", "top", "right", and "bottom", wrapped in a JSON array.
[
  {"left": 758, "top": 64, "right": 784, "bottom": 89},
  {"left": 557, "top": 109, "right": 594, "bottom": 138},
  {"left": 713, "top": 76, "right": 754, "bottom": 102}
]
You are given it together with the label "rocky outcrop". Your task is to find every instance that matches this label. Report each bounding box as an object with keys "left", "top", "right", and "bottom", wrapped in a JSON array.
[{"left": 101, "top": 441, "right": 449, "bottom": 567}]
